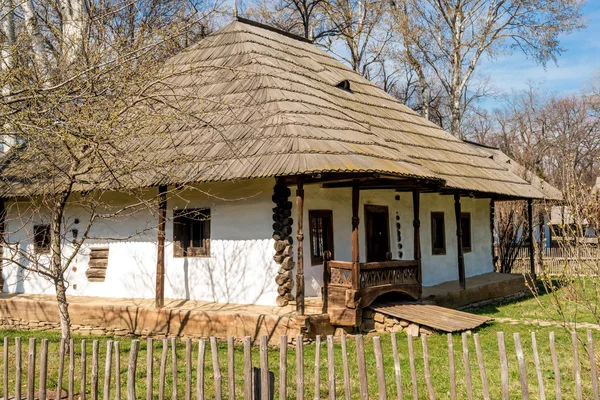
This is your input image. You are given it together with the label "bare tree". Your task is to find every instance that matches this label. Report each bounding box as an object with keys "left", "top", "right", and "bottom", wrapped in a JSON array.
[
  {"left": 320, "top": 0, "right": 392, "bottom": 78},
  {"left": 0, "top": 0, "right": 225, "bottom": 340},
  {"left": 391, "top": 0, "right": 585, "bottom": 137},
  {"left": 245, "top": 0, "right": 327, "bottom": 39}
]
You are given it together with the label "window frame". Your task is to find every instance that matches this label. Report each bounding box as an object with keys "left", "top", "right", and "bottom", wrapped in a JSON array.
[
  {"left": 309, "top": 209, "right": 334, "bottom": 265},
  {"left": 173, "top": 208, "right": 211, "bottom": 258},
  {"left": 33, "top": 224, "right": 51, "bottom": 255},
  {"left": 431, "top": 212, "right": 446, "bottom": 255},
  {"left": 461, "top": 212, "right": 472, "bottom": 253}
]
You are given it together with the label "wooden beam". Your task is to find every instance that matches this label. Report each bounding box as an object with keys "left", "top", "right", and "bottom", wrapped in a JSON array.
[
  {"left": 454, "top": 193, "right": 466, "bottom": 290},
  {"left": 528, "top": 199, "right": 535, "bottom": 278},
  {"left": 296, "top": 178, "right": 305, "bottom": 316},
  {"left": 351, "top": 180, "right": 360, "bottom": 292},
  {"left": 155, "top": 185, "right": 167, "bottom": 308},
  {"left": 412, "top": 189, "right": 422, "bottom": 293}
]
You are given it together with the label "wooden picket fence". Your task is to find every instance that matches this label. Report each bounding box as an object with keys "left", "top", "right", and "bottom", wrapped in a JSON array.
[
  {"left": 1, "top": 330, "right": 599, "bottom": 400},
  {"left": 512, "top": 246, "right": 600, "bottom": 275}
]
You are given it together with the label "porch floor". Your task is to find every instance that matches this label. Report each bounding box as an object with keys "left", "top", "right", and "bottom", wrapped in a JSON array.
[
  {"left": 0, "top": 293, "right": 299, "bottom": 342},
  {"left": 421, "top": 272, "right": 528, "bottom": 309}
]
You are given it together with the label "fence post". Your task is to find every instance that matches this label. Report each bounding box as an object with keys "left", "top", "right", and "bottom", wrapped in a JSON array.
[
  {"left": 473, "top": 334, "right": 489, "bottom": 400},
  {"left": 68, "top": 339, "right": 74, "bottom": 400},
  {"left": 227, "top": 337, "right": 234, "bottom": 400},
  {"left": 127, "top": 340, "right": 140, "bottom": 400},
  {"left": 3, "top": 337, "right": 8, "bottom": 400},
  {"left": 588, "top": 330, "right": 599, "bottom": 400},
  {"left": 280, "top": 335, "right": 288, "bottom": 400},
  {"left": 210, "top": 337, "right": 222, "bottom": 400},
  {"left": 197, "top": 339, "right": 206, "bottom": 400},
  {"left": 447, "top": 334, "right": 456, "bottom": 400},
  {"left": 114, "top": 342, "right": 121, "bottom": 400},
  {"left": 407, "top": 334, "right": 418, "bottom": 400},
  {"left": 296, "top": 335, "right": 304, "bottom": 400},
  {"left": 373, "top": 336, "right": 387, "bottom": 400},
  {"left": 27, "top": 338, "right": 36, "bottom": 400},
  {"left": 104, "top": 340, "right": 113, "bottom": 400},
  {"left": 39, "top": 339, "right": 48, "bottom": 400},
  {"left": 513, "top": 333, "right": 529, "bottom": 400},
  {"left": 147, "top": 338, "right": 154, "bottom": 400},
  {"left": 461, "top": 333, "right": 473, "bottom": 400},
  {"left": 549, "top": 332, "right": 562, "bottom": 400},
  {"left": 326, "top": 335, "right": 336, "bottom": 400},
  {"left": 355, "top": 335, "right": 368, "bottom": 400},
  {"left": 243, "top": 337, "right": 251, "bottom": 400},
  {"left": 391, "top": 333, "right": 404, "bottom": 400},
  {"left": 340, "top": 334, "right": 351, "bottom": 400},
  {"left": 531, "top": 332, "right": 545, "bottom": 400},
  {"left": 421, "top": 335, "right": 434, "bottom": 400},
  {"left": 313, "top": 335, "right": 320, "bottom": 400},
  {"left": 572, "top": 331, "right": 583, "bottom": 400},
  {"left": 57, "top": 338, "right": 65, "bottom": 400}
]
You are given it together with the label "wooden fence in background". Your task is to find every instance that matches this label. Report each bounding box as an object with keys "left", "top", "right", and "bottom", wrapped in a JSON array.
[
  {"left": 512, "top": 247, "right": 599, "bottom": 275},
  {"left": 1, "top": 330, "right": 600, "bottom": 400}
]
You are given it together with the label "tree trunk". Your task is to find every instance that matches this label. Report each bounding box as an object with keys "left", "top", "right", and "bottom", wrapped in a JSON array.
[
  {"left": 51, "top": 191, "right": 71, "bottom": 340},
  {"left": 55, "top": 278, "right": 71, "bottom": 341}
]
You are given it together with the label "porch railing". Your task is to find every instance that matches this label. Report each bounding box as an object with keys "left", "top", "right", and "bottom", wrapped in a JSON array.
[{"left": 325, "top": 259, "right": 419, "bottom": 290}]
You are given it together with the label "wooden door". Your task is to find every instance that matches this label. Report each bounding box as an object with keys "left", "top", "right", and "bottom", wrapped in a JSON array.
[{"left": 365, "top": 205, "right": 390, "bottom": 262}]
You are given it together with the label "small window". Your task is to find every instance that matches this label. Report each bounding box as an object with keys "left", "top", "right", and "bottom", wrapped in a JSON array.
[
  {"left": 461, "top": 213, "right": 472, "bottom": 253},
  {"left": 431, "top": 212, "right": 445, "bottom": 255},
  {"left": 335, "top": 79, "right": 352, "bottom": 92},
  {"left": 33, "top": 224, "right": 51, "bottom": 254},
  {"left": 173, "top": 208, "right": 211, "bottom": 258},
  {"left": 309, "top": 210, "right": 334, "bottom": 265}
]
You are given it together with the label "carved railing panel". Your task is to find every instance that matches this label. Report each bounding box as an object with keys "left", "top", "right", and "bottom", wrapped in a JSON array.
[
  {"left": 359, "top": 263, "right": 418, "bottom": 289},
  {"left": 326, "top": 260, "right": 419, "bottom": 289}
]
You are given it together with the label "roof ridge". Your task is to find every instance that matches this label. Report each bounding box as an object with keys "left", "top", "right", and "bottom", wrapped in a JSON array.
[{"left": 235, "top": 17, "right": 314, "bottom": 44}]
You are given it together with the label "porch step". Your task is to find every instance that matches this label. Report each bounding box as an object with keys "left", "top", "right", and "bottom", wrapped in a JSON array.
[{"left": 370, "top": 302, "right": 491, "bottom": 333}]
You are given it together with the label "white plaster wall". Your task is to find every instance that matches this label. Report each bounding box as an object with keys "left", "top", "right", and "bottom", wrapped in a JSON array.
[
  {"left": 1, "top": 178, "right": 494, "bottom": 306},
  {"left": 2, "top": 179, "right": 280, "bottom": 306}
]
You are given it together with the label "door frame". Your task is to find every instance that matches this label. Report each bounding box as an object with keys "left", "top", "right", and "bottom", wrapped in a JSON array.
[{"left": 364, "top": 204, "right": 391, "bottom": 262}]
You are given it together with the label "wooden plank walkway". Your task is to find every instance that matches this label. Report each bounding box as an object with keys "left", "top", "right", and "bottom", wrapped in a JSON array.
[{"left": 370, "top": 302, "right": 492, "bottom": 332}]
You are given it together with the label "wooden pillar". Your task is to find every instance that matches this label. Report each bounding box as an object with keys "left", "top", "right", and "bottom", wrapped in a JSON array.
[
  {"left": 351, "top": 180, "right": 360, "bottom": 291},
  {"left": 412, "top": 188, "right": 422, "bottom": 288},
  {"left": 490, "top": 199, "right": 496, "bottom": 267},
  {"left": 527, "top": 199, "right": 536, "bottom": 278},
  {"left": 0, "top": 198, "right": 5, "bottom": 293},
  {"left": 155, "top": 185, "right": 167, "bottom": 308},
  {"left": 296, "top": 178, "right": 305, "bottom": 316},
  {"left": 454, "top": 193, "right": 466, "bottom": 290}
]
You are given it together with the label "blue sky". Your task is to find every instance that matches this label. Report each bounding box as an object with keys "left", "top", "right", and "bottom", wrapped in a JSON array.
[{"left": 479, "top": 1, "right": 600, "bottom": 108}]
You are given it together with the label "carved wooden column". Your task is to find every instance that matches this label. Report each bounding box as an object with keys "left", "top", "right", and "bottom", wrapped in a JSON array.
[
  {"left": 351, "top": 180, "right": 360, "bottom": 290},
  {"left": 412, "top": 188, "right": 422, "bottom": 291},
  {"left": 454, "top": 193, "right": 466, "bottom": 290},
  {"left": 155, "top": 185, "right": 167, "bottom": 308},
  {"left": 527, "top": 198, "right": 536, "bottom": 278},
  {"left": 296, "top": 178, "right": 305, "bottom": 316}
]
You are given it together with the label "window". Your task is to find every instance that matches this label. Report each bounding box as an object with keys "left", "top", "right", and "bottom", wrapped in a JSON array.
[
  {"left": 461, "top": 213, "right": 472, "bottom": 253},
  {"left": 309, "top": 210, "right": 334, "bottom": 265},
  {"left": 173, "top": 208, "right": 211, "bottom": 257},
  {"left": 431, "top": 212, "right": 445, "bottom": 255},
  {"left": 33, "top": 224, "right": 51, "bottom": 254}
]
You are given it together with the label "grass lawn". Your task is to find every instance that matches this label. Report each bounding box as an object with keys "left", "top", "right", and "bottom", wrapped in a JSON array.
[
  {"left": 470, "top": 279, "right": 600, "bottom": 325},
  {"left": 1, "top": 320, "right": 598, "bottom": 399}
]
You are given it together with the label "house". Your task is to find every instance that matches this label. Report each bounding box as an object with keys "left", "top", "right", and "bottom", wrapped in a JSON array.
[{"left": 0, "top": 18, "right": 561, "bottom": 333}]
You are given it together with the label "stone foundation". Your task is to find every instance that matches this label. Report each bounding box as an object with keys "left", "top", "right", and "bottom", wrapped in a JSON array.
[{"left": 360, "top": 309, "right": 434, "bottom": 336}]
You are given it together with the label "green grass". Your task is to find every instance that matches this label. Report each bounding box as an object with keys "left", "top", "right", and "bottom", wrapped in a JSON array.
[
  {"left": 470, "top": 279, "right": 600, "bottom": 325},
  {"left": 1, "top": 322, "right": 598, "bottom": 399}
]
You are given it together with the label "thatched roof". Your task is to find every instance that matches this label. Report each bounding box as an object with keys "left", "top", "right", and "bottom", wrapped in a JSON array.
[
  {"left": 0, "top": 18, "right": 562, "bottom": 200},
  {"left": 463, "top": 141, "right": 563, "bottom": 201}
]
